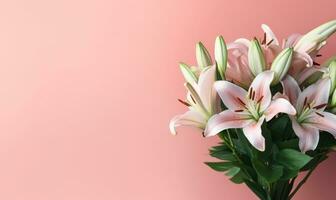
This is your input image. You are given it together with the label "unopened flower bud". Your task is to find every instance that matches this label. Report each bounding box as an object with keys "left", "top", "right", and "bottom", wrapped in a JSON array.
[
  {"left": 214, "top": 36, "right": 227, "bottom": 80},
  {"left": 271, "top": 48, "right": 294, "bottom": 84},
  {"left": 294, "top": 20, "right": 336, "bottom": 53},
  {"left": 248, "top": 39, "right": 266, "bottom": 76},
  {"left": 331, "top": 89, "right": 336, "bottom": 108},
  {"left": 327, "top": 60, "right": 336, "bottom": 94},
  {"left": 179, "top": 62, "right": 198, "bottom": 85},
  {"left": 196, "top": 42, "right": 212, "bottom": 68}
]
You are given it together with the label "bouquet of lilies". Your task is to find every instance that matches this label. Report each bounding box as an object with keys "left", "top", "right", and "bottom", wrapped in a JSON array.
[{"left": 170, "top": 20, "right": 336, "bottom": 200}]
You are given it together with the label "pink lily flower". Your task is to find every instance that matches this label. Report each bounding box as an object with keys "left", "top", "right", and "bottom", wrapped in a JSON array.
[
  {"left": 204, "top": 71, "right": 296, "bottom": 151},
  {"left": 225, "top": 40, "right": 254, "bottom": 88},
  {"left": 281, "top": 75, "right": 336, "bottom": 152},
  {"left": 225, "top": 24, "right": 307, "bottom": 87},
  {"left": 170, "top": 65, "right": 219, "bottom": 135}
]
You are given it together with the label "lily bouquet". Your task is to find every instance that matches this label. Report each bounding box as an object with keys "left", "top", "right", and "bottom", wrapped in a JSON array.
[{"left": 170, "top": 20, "right": 336, "bottom": 200}]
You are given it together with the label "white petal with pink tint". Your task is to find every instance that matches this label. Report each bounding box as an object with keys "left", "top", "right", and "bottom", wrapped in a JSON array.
[
  {"left": 296, "top": 66, "right": 323, "bottom": 85},
  {"left": 169, "top": 109, "right": 205, "bottom": 135},
  {"left": 243, "top": 116, "right": 266, "bottom": 151},
  {"left": 250, "top": 71, "right": 274, "bottom": 111},
  {"left": 284, "top": 34, "right": 302, "bottom": 48},
  {"left": 264, "top": 98, "right": 296, "bottom": 121},
  {"left": 214, "top": 81, "right": 247, "bottom": 110},
  {"left": 281, "top": 75, "right": 301, "bottom": 105},
  {"left": 198, "top": 66, "right": 217, "bottom": 112},
  {"left": 293, "top": 51, "right": 313, "bottom": 67},
  {"left": 296, "top": 78, "right": 331, "bottom": 112},
  {"left": 308, "top": 112, "right": 336, "bottom": 137},
  {"left": 261, "top": 24, "right": 279, "bottom": 45},
  {"left": 204, "top": 110, "right": 252, "bottom": 137},
  {"left": 291, "top": 119, "right": 319, "bottom": 152}
]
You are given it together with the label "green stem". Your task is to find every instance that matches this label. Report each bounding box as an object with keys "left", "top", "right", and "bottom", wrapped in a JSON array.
[
  {"left": 288, "top": 167, "right": 315, "bottom": 199},
  {"left": 288, "top": 154, "right": 326, "bottom": 199}
]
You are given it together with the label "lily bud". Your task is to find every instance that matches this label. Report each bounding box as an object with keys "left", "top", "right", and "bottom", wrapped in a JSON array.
[
  {"left": 327, "top": 60, "right": 336, "bottom": 94},
  {"left": 270, "top": 48, "right": 294, "bottom": 84},
  {"left": 179, "top": 62, "right": 198, "bottom": 85},
  {"left": 214, "top": 36, "right": 227, "bottom": 80},
  {"left": 294, "top": 20, "right": 336, "bottom": 53},
  {"left": 196, "top": 42, "right": 212, "bottom": 68},
  {"left": 248, "top": 38, "right": 266, "bottom": 76},
  {"left": 331, "top": 89, "right": 336, "bottom": 108}
]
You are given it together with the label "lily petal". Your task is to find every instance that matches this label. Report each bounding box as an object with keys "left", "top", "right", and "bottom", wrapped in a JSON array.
[
  {"left": 308, "top": 112, "right": 336, "bottom": 137},
  {"left": 284, "top": 34, "right": 302, "bottom": 48},
  {"left": 250, "top": 71, "right": 274, "bottom": 111},
  {"left": 204, "top": 110, "right": 252, "bottom": 137},
  {"left": 242, "top": 116, "right": 266, "bottom": 151},
  {"left": 264, "top": 98, "right": 296, "bottom": 121},
  {"left": 261, "top": 24, "right": 279, "bottom": 45},
  {"left": 234, "top": 38, "right": 251, "bottom": 48},
  {"left": 296, "top": 78, "right": 331, "bottom": 112},
  {"left": 291, "top": 119, "right": 319, "bottom": 153},
  {"left": 198, "top": 65, "right": 217, "bottom": 112},
  {"left": 297, "top": 66, "right": 323, "bottom": 85},
  {"left": 214, "top": 81, "right": 247, "bottom": 110},
  {"left": 169, "top": 109, "right": 205, "bottom": 135},
  {"left": 281, "top": 75, "right": 301, "bottom": 105},
  {"left": 294, "top": 51, "right": 313, "bottom": 67}
]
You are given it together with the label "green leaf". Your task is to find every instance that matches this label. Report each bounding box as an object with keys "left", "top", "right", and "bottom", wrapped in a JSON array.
[
  {"left": 245, "top": 180, "right": 268, "bottom": 200},
  {"left": 276, "top": 149, "right": 312, "bottom": 170},
  {"left": 225, "top": 167, "right": 240, "bottom": 177},
  {"left": 252, "top": 159, "right": 284, "bottom": 183},
  {"left": 268, "top": 115, "right": 288, "bottom": 134},
  {"left": 277, "top": 139, "right": 299, "bottom": 150},
  {"left": 317, "top": 132, "right": 336, "bottom": 149},
  {"left": 209, "top": 143, "right": 229, "bottom": 152},
  {"left": 205, "top": 162, "right": 235, "bottom": 172},
  {"left": 280, "top": 168, "right": 298, "bottom": 180},
  {"left": 301, "top": 154, "right": 328, "bottom": 171},
  {"left": 230, "top": 170, "right": 246, "bottom": 184},
  {"left": 210, "top": 151, "right": 236, "bottom": 161}
]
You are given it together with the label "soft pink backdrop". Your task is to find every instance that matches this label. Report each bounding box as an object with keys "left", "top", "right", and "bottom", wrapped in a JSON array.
[{"left": 0, "top": 0, "right": 335, "bottom": 199}]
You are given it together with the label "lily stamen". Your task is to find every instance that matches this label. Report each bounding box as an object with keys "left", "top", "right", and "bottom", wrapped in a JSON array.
[
  {"left": 315, "top": 112, "right": 325, "bottom": 117},
  {"left": 261, "top": 32, "right": 266, "bottom": 45},
  {"left": 313, "top": 103, "right": 327, "bottom": 109},
  {"left": 266, "top": 39, "right": 274, "bottom": 46},
  {"left": 178, "top": 99, "right": 191, "bottom": 107},
  {"left": 236, "top": 97, "right": 246, "bottom": 106},
  {"left": 313, "top": 61, "right": 321, "bottom": 66},
  {"left": 248, "top": 88, "right": 253, "bottom": 99},
  {"left": 252, "top": 90, "right": 256, "bottom": 100},
  {"left": 235, "top": 109, "right": 244, "bottom": 112},
  {"left": 256, "top": 96, "right": 264, "bottom": 104}
]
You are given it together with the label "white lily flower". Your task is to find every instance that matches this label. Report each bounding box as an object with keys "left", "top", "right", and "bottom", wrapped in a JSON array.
[
  {"left": 204, "top": 71, "right": 296, "bottom": 151},
  {"left": 170, "top": 65, "right": 218, "bottom": 135},
  {"left": 281, "top": 76, "right": 336, "bottom": 152}
]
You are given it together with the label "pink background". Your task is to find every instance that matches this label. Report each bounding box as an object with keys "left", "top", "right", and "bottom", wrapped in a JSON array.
[{"left": 0, "top": 0, "right": 335, "bottom": 199}]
